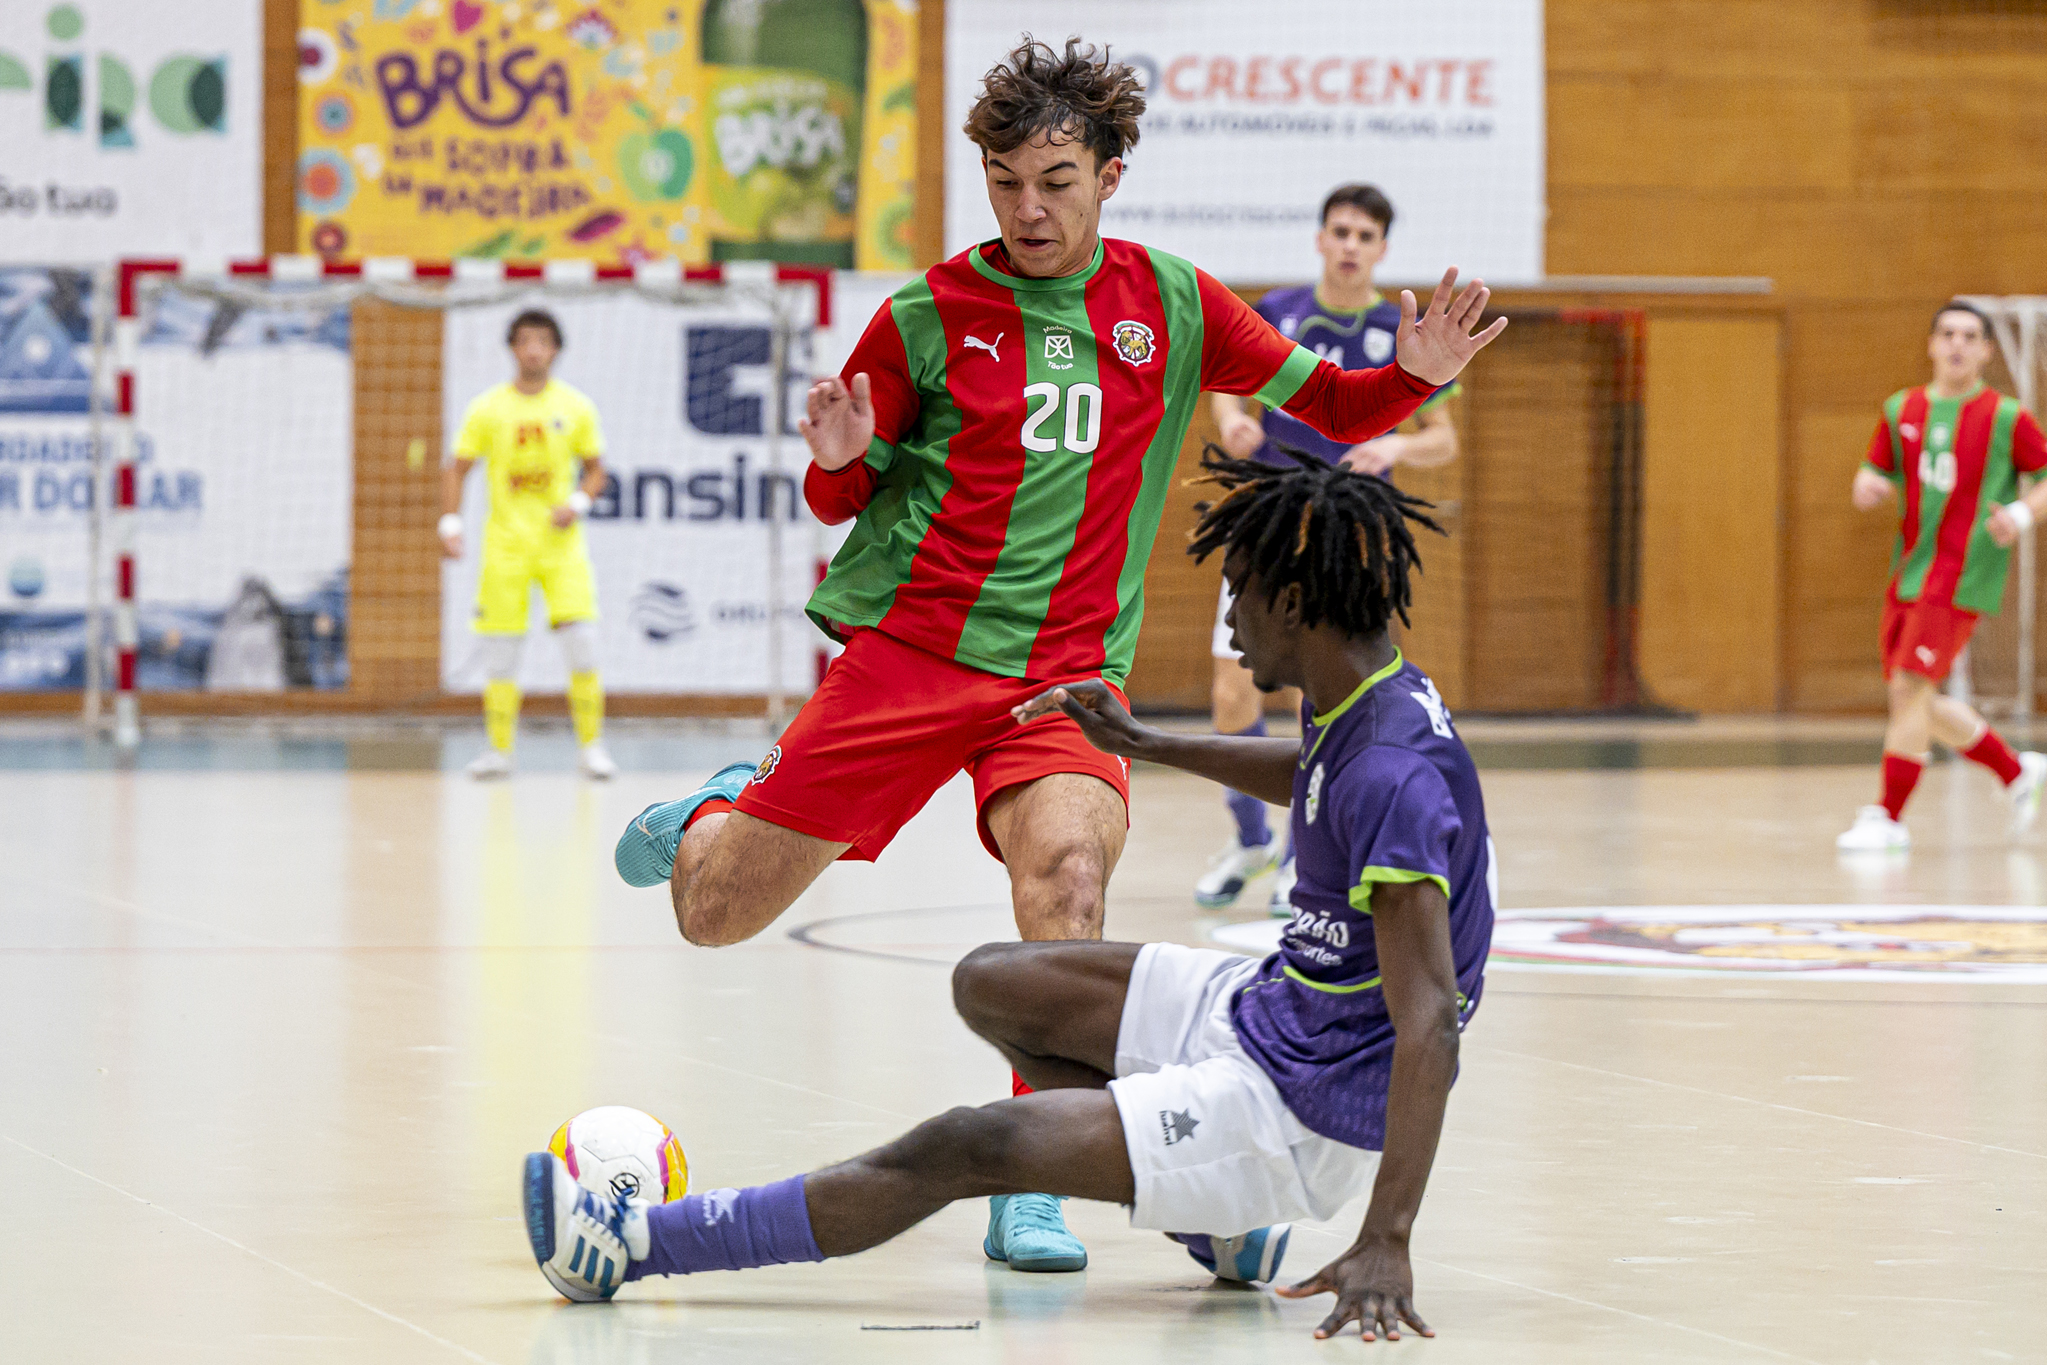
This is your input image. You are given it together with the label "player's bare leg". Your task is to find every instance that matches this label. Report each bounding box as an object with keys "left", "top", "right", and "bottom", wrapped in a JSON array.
[
  {"left": 974, "top": 775, "right": 1127, "bottom": 1269},
  {"left": 985, "top": 772, "right": 1128, "bottom": 940},
  {"left": 1927, "top": 686, "right": 2047, "bottom": 832},
  {"left": 668, "top": 811, "right": 848, "bottom": 946}
]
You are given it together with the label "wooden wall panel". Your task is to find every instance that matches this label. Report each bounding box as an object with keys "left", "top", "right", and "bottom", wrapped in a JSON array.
[
  {"left": 1549, "top": 0, "right": 2047, "bottom": 711},
  {"left": 263, "top": 0, "right": 295, "bottom": 256},
  {"left": 1638, "top": 316, "right": 1781, "bottom": 712},
  {"left": 349, "top": 302, "right": 444, "bottom": 703}
]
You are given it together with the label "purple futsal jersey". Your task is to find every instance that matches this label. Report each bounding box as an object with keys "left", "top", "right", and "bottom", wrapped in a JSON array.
[
  {"left": 1229, "top": 651, "right": 1495, "bottom": 1149},
  {"left": 1252, "top": 286, "right": 1455, "bottom": 467}
]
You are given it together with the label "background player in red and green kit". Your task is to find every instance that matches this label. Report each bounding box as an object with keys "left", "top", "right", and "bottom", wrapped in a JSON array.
[
  {"left": 611, "top": 38, "right": 1505, "bottom": 1270},
  {"left": 1838, "top": 302, "right": 2047, "bottom": 852}
]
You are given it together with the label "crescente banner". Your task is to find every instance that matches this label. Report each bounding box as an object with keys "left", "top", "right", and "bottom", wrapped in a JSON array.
[
  {"left": 945, "top": 0, "right": 1544, "bottom": 285},
  {"left": 0, "top": 0, "right": 261, "bottom": 261}
]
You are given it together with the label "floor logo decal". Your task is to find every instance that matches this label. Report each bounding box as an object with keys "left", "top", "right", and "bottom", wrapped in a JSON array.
[{"left": 1214, "top": 904, "right": 2047, "bottom": 981}]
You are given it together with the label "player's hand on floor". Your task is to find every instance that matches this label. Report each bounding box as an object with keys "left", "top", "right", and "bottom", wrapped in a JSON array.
[
  {"left": 1277, "top": 1239, "right": 1434, "bottom": 1343},
  {"left": 798, "top": 372, "right": 876, "bottom": 472},
  {"left": 1012, "top": 679, "right": 1153, "bottom": 758},
  {"left": 1395, "top": 267, "right": 1507, "bottom": 386}
]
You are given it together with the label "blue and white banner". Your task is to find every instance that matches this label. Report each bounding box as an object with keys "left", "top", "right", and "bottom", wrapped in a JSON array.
[
  {"left": 439, "top": 278, "right": 894, "bottom": 695},
  {"left": 0, "top": 267, "right": 352, "bottom": 691},
  {"left": 946, "top": 0, "right": 1545, "bottom": 285}
]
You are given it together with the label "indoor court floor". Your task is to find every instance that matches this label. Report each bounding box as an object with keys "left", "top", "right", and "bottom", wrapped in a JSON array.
[{"left": 3, "top": 716, "right": 2043, "bottom": 1364}]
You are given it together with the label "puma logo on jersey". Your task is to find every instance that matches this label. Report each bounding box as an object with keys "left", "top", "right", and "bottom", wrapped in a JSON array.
[
  {"left": 1916, "top": 645, "right": 1938, "bottom": 665},
  {"left": 964, "top": 333, "right": 1003, "bottom": 362}
]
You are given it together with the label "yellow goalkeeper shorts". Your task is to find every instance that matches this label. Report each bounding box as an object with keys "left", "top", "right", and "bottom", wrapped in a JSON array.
[{"left": 474, "top": 544, "right": 598, "bottom": 635}]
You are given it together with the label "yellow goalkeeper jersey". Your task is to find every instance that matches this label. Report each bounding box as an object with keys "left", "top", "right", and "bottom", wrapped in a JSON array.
[{"left": 453, "top": 380, "right": 606, "bottom": 555}]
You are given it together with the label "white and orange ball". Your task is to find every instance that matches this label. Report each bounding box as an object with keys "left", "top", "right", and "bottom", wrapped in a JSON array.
[{"left": 546, "top": 1105, "right": 689, "bottom": 1203}]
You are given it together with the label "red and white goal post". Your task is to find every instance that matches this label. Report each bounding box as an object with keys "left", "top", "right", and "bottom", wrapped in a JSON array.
[{"left": 91, "top": 256, "right": 836, "bottom": 745}]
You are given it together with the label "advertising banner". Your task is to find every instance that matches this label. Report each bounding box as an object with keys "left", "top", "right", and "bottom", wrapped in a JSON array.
[
  {"left": 441, "top": 287, "right": 852, "bottom": 695},
  {"left": 0, "top": 268, "right": 352, "bottom": 690},
  {"left": 298, "top": 0, "right": 918, "bottom": 270},
  {"left": 945, "top": 0, "right": 1544, "bottom": 285},
  {"left": 0, "top": 0, "right": 261, "bottom": 262}
]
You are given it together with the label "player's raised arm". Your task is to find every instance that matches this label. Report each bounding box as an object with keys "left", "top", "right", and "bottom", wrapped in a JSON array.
[
  {"left": 1197, "top": 268, "right": 1504, "bottom": 447},
  {"left": 1277, "top": 875, "right": 1459, "bottom": 1342}
]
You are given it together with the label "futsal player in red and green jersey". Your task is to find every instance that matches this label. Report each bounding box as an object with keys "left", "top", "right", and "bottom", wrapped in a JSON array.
[
  {"left": 611, "top": 37, "right": 1504, "bottom": 1270},
  {"left": 1838, "top": 301, "right": 2047, "bottom": 852}
]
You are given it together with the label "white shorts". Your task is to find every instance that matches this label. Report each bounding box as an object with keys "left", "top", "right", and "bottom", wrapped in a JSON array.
[
  {"left": 1211, "top": 581, "right": 1240, "bottom": 660},
  {"left": 1107, "top": 943, "right": 1379, "bottom": 1236}
]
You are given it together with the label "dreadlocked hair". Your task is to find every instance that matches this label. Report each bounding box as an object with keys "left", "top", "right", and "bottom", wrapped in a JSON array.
[{"left": 1187, "top": 445, "right": 1445, "bottom": 635}]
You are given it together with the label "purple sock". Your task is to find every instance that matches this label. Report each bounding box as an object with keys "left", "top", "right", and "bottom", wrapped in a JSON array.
[
  {"left": 1223, "top": 719, "right": 1271, "bottom": 846},
  {"left": 625, "top": 1175, "right": 826, "bottom": 1280}
]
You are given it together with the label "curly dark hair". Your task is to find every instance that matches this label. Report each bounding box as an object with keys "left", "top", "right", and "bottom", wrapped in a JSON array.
[
  {"left": 963, "top": 36, "right": 1146, "bottom": 167},
  {"left": 1188, "top": 446, "right": 1445, "bottom": 636}
]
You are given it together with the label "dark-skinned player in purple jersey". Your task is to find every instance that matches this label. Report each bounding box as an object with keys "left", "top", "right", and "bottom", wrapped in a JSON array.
[
  {"left": 530, "top": 450, "right": 1496, "bottom": 1344},
  {"left": 609, "top": 36, "right": 1505, "bottom": 1273}
]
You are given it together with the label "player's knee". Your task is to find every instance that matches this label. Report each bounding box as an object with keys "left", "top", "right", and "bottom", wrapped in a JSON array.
[
  {"left": 953, "top": 942, "right": 1034, "bottom": 1034},
  {"left": 1021, "top": 843, "right": 1108, "bottom": 932}
]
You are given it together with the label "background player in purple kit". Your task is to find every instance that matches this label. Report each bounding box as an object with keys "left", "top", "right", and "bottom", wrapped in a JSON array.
[
  {"left": 1198, "top": 184, "right": 1464, "bottom": 915},
  {"left": 527, "top": 451, "right": 1495, "bottom": 1344}
]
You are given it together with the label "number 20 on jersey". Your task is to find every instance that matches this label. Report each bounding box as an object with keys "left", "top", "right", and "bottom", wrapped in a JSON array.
[{"left": 1021, "top": 382, "right": 1103, "bottom": 455}]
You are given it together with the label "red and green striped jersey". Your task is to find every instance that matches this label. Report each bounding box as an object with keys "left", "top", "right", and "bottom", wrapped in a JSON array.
[
  {"left": 1864, "top": 384, "right": 2047, "bottom": 614},
  {"left": 804, "top": 238, "right": 1437, "bottom": 683}
]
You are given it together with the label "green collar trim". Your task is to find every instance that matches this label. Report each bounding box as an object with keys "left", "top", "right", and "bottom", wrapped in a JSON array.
[
  {"left": 1303, "top": 650, "right": 1403, "bottom": 765},
  {"left": 969, "top": 238, "right": 1105, "bottom": 292},
  {"left": 1313, "top": 650, "right": 1404, "bottom": 726},
  {"left": 1312, "top": 285, "right": 1383, "bottom": 318}
]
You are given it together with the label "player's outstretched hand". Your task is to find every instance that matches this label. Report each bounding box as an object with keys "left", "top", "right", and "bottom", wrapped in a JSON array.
[
  {"left": 1277, "top": 1238, "right": 1434, "bottom": 1343},
  {"left": 798, "top": 372, "right": 876, "bottom": 472},
  {"left": 1395, "top": 268, "right": 1508, "bottom": 386},
  {"left": 1012, "top": 678, "right": 1155, "bottom": 759}
]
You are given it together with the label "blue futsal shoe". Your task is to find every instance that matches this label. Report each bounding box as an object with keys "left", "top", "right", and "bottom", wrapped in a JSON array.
[
  {"left": 985, "top": 1193, "right": 1088, "bottom": 1273},
  {"left": 614, "top": 760, "right": 759, "bottom": 888},
  {"left": 524, "top": 1152, "right": 638, "bottom": 1303},
  {"left": 1171, "top": 1224, "right": 1291, "bottom": 1283}
]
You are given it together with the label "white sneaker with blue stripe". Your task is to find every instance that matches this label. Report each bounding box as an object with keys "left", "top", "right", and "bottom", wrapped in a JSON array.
[
  {"left": 614, "top": 760, "right": 760, "bottom": 888},
  {"left": 1170, "top": 1224, "right": 1291, "bottom": 1283},
  {"left": 524, "top": 1152, "right": 642, "bottom": 1302}
]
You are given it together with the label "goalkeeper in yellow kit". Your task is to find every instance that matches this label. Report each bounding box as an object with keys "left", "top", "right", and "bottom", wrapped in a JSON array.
[{"left": 439, "top": 309, "right": 616, "bottom": 779}]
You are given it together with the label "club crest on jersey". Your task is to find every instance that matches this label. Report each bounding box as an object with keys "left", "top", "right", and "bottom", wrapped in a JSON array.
[
  {"left": 1043, "top": 329, "right": 1076, "bottom": 370},
  {"left": 1365, "top": 327, "right": 1394, "bottom": 363},
  {"left": 751, "top": 745, "right": 782, "bottom": 784},
  {"left": 1306, "top": 762, "right": 1326, "bottom": 825},
  {"left": 1111, "top": 320, "right": 1156, "bottom": 367}
]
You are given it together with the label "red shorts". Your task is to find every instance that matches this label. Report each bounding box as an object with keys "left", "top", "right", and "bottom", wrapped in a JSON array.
[
  {"left": 735, "top": 628, "right": 1132, "bottom": 862},
  {"left": 1881, "top": 586, "right": 1979, "bottom": 682}
]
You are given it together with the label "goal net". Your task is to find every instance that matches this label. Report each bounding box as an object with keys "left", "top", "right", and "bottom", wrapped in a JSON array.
[
  {"left": 88, "top": 258, "right": 831, "bottom": 740},
  {"left": 1948, "top": 295, "right": 2047, "bottom": 721}
]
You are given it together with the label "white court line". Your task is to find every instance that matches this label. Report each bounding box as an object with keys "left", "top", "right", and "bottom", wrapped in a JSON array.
[
  {"left": 0, "top": 868, "right": 277, "bottom": 948},
  {"left": 1289, "top": 1223, "right": 1825, "bottom": 1365},
  {"left": 1486, "top": 1046, "right": 2047, "bottom": 1162},
  {"left": 2, "top": 1132, "right": 504, "bottom": 1365}
]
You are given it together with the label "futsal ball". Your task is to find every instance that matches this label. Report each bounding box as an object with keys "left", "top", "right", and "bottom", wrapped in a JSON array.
[{"left": 547, "top": 1105, "right": 689, "bottom": 1203}]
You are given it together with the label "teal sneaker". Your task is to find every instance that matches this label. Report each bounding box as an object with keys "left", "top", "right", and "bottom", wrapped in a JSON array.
[
  {"left": 614, "top": 760, "right": 759, "bottom": 888},
  {"left": 1169, "top": 1225, "right": 1291, "bottom": 1283},
  {"left": 984, "top": 1193, "right": 1087, "bottom": 1273}
]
